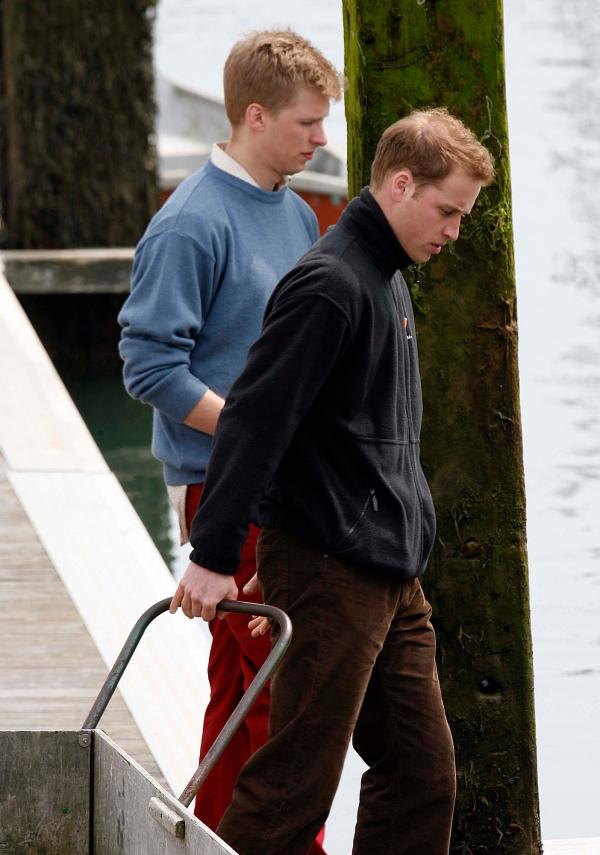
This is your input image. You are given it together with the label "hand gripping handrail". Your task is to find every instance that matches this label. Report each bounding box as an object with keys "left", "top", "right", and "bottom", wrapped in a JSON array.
[{"left": 82, "top": 598, "right": 292, "bottom": 809}]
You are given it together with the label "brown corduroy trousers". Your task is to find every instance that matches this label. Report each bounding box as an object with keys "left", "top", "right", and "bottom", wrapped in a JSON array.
[{"left": 216, "top": 528, "right": 456, "bottom": 855}]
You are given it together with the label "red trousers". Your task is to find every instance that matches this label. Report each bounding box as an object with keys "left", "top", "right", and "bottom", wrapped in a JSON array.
[{"left": 185, "top": 485, "right": 326, "bottom": 854}]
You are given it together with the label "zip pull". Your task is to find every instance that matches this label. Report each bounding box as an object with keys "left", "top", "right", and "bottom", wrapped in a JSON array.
[
  {"left": 411, "top": 262, "right": 421, "bottom": 287},
  {"left": 370, "top": 489, "right": 379, "bottom": 512}
]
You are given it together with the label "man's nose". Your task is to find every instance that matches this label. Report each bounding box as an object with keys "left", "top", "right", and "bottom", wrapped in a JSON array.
[
  {"left": 310, "top": 122, "right": 328, "bottom": 147},
  {"left": 443, "top": 216, "right": 461, "bottom": 241}
]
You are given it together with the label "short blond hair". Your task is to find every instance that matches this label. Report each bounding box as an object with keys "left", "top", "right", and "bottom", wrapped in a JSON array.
[
  {"left": 371, "top": 108, "right": 495, "bottom": 189},
  {"left": 224, "top": 29, "right": 342, "bottom": 126}
]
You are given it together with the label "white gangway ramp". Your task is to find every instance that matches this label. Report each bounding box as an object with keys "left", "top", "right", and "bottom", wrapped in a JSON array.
[{"left": 0, "top": 268, "right": 210, "bottom": 796}]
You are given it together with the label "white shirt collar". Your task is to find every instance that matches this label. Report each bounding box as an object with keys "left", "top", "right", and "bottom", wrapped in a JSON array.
[{"left": 210, "top": 142, "right": 289, "bottom": 191}]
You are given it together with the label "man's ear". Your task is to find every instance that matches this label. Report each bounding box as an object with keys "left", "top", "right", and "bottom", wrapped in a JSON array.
[
  {"left": 390, "top": 168, "right": 413, "bottom": 201},
  {"left": 245, "top": 102, "right": 267, "bottom": 133}
]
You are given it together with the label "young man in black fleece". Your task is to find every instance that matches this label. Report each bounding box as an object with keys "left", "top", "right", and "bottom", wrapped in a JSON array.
[{"left": 170, "top": 107, "right": 495, "bottom": 855}]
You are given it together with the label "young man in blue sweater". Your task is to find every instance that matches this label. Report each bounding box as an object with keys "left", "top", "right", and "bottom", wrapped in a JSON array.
[{"left": 118, "top": 30, "right": 340, "bottom": 846}]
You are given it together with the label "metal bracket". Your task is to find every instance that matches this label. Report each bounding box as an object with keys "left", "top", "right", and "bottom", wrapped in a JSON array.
[
  {"left": 148, "top": 796, "right": 186, "bottom": 839},
  {"left": 78, "top": 730, "right": 92, "bottom": 749}
]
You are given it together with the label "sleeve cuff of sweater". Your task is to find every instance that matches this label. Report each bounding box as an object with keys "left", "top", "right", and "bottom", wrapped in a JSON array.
[
  {"left": 188, "top": 548, "right": 238, "bottom": 575},
  {"left": 150, "top": 372, "right": 209, "bottom": 423}
]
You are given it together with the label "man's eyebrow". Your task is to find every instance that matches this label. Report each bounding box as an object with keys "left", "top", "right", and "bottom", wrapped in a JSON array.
[{"left": 441, "top": 202, "right": 472, "bottom": 216}]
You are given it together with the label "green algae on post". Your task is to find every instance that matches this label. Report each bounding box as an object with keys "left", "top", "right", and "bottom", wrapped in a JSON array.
[{"left": 343, "top": 2, "right": 542, "bottom": 853}]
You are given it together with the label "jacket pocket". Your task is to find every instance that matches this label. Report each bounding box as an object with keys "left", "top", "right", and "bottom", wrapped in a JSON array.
[
  {"left": 330, "top": 440, "right": 435, "bottom": 576},
  {"left": 334, "top": 488, "right": 378, "bottom": 551}
]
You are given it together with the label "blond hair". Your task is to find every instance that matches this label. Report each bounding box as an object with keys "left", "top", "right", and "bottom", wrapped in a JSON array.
[
  {"left": 224, "top": 29, "right": 342, "bottom": 126},
  {"left": 371, "top": 108, "right": 495, "bottom": 189}
]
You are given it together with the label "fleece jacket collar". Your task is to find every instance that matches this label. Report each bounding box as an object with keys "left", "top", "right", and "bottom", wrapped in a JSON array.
[{"left": 339, "top": 186, "right": 412, "bottom": 278}]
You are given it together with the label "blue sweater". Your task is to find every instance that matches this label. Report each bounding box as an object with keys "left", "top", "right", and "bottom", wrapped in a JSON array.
[{"left": 118, "top": 159, "right": 319, "bottom": 485}]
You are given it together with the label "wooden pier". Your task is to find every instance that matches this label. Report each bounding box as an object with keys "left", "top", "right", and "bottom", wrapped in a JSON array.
[
  {"left": 0, "top": 464, "right": 165, "bottom": 786},
  {"left": 0, "top": 266, "right": 210, "bottom": 798}
]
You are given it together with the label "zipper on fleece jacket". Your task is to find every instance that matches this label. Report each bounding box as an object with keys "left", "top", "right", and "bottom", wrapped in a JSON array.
[
  {"left": 338, "top": 488, "right": 378, "bottom": 549},
  {"left": 393, "top": 275, "right": 426, "bottom": 566}
]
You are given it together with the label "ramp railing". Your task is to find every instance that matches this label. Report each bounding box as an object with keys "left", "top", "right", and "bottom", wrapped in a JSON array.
[{"left": 83, "top": 598, "right": 292, "bottom": 832}]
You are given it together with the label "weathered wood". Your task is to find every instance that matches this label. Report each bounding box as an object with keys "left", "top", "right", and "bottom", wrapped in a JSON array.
[
  {"left": 0, "top": 731, "right": 238, "bottom": 854},
  {"left": 1, "top": 249, "right": 134, "bottom": 294},
  {"left": 93, "top": 731, "right": 236, "bottom": 855},
  {"left": 0, "top": 468, "right": 166, "bottom": 789},
  {"left": 343, "top": 2, "right": 541, "bottom": 853},
  {"left": 0, "top": 730, "right": 90, "bottom": 854}
]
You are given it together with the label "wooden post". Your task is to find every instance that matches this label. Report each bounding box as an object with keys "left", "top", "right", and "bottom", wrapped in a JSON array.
[
  {"left": 343, "top": 2, "right": 542, "bottom": 852},
  {"left": 0, "top": 1, "right": 158, "bottom": 248}
]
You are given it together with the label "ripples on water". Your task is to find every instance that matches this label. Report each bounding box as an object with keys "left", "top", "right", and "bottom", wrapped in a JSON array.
[{"left": 505, "top": 0, "right": 600, "bottom": 838}]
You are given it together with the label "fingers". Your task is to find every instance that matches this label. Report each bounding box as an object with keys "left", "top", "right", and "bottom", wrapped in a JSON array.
[
  {"left": 183, "top": 592, "right": 220, "bottom": 621},
  {"left": 170, "top": 564, "right": 239, "bottom": 622},
  {"left": 248, "top": 615, "right": 272, "bottom": 637},
  {"left": 169, "top": 562, "right": 238, "bottom": 621},
  {"left": 197, "top": 579, "right": 238, "bottom": 621},
  {"left": 242, "top": 572, "right": 259, "bottom": 595},
  {"left": 201, "top": 602, "right": 218, "bottom": 622},
  {"left": 181, "top": 587, "right": 194, "bottom": 619},
  {"left": 217, "top": 579, "right": 239, "bottom": 618},
  {"left": 169, "top": 582, "right": 184, "bottom": 615},
  {"left": 192, "top": 589, "right": 228, "bottom": 622}
]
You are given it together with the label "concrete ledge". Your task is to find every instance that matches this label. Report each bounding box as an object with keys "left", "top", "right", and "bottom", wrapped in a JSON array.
[
  {"left": 1, "top": 248, "right": 134, "bottom": 294},
  {"left": 0, "top": 269, "right": 210, "bottom": 795}
]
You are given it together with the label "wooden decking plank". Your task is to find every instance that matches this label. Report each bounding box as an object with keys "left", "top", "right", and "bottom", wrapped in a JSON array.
[{"left": 0, "top": 466, "right": 169, "bottom": 791}]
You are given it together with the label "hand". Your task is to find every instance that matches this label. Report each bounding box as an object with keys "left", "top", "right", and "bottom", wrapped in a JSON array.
[
  {"left": 243, "top": 572, "right": 260, "bottom": 596},
  {"left": 170, "top": 561, "right": 238, "bottom": 621},
  {"left": 243, "top": 573, "right": 271, "bottom": 637},
  {"left": 248, "top": 614, "right": 272, "bottom": 638}
]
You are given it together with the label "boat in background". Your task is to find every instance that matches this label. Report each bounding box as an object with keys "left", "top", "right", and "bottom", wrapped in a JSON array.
[{"left": 156, "top": 76, "right": 348, "bottom": 232}]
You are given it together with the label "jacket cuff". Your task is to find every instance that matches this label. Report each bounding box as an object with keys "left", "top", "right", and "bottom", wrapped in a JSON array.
[{"left": 188, "top": 548, "right": 238, "bottom": 575}]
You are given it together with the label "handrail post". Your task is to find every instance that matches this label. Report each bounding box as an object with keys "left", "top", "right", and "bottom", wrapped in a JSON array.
[{"left": 177, "top": 601, "right": 291, "bottom": 806}]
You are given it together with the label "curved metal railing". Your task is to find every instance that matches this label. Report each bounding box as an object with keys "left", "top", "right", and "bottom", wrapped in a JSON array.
[{"left": 82, "top": 598, "right": 292, "bottom": 808}]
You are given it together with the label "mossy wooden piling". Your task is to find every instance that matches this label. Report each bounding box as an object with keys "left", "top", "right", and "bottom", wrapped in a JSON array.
[{"left": 343, "top": 2, "right": 541, "bottom": 852}]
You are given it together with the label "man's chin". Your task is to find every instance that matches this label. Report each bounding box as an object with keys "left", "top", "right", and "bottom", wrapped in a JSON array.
[{"left": 287, "top": 162, "right": 307, "bottom": 176}]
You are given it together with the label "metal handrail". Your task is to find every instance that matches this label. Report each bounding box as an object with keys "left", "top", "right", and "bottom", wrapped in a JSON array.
[{"left": 82, "top": 598, "right": 292, "bottom": 808}]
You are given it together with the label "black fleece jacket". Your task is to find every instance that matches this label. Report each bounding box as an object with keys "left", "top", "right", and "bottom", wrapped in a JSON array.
[{"left": 189, "top": 188, "right": 436, "bottom": 581}]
